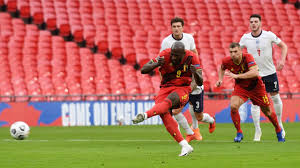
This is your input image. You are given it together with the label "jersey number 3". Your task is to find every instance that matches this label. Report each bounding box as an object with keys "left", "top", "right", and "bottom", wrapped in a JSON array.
[{"left": 257, "top": 49, "right": 261, "bottom": 56}]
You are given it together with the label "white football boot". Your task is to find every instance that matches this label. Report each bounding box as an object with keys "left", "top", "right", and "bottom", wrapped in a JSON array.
[
  {"left": 179, "top": 144, "right": 193, "bottom": 156},
  {"left": 132, "top": 113, "right": 146, "bottom": 124}
]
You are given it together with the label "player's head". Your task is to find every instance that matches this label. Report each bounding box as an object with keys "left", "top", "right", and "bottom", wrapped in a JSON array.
[
  {"left": 249, "top": 14, "right": 262, "bottom": 33},
  {"left": 171, "top": 17, "right": 184, "bottom": 38},
  {"left": 171, "top": 41, "right": 186, "bottom": 65},
  {"left": 229, "top": 42, "right": 242, "bottom": 61}
]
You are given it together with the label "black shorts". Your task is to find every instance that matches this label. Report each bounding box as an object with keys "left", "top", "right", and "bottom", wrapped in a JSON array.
[
  {"left": 189, "top": 91, "right": 204, "bottom": 113},
  {"left": 261, "top": 73, "right": 280, "bottom": 93}
]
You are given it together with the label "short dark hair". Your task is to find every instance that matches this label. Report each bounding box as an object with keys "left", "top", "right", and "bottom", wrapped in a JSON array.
[
  {"left": 229, "top": 42, "right": 240, "bottom": 48},
  {"left": 171, "top": 17, "right": 184, "bottom": 26},
  {"left": 250, "top": 14, "right": 261, "bottom": 21}
]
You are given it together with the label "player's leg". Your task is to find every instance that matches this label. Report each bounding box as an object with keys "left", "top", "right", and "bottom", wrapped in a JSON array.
[
  {"left": 251, "top": 104, "right": 262, "bottom": 141},
  {"left": 160, "top": 113, "right": 193, "bottom": 156},
  {"left": 132, "top": 96, "right": 173, "bottom": 124},
  {"left": 189, "top": 103, "right": 199, "bottom": 130},
  {"left": 262, "top": 73, "right": 285, "bottom": 137},
  {"left": 172, "top": 107, "right": 194, "bottom": 136},
  {"left": 190, "top": 92, "right": 215, "bottom": 133},
  {"left": 186, "top": 103, "right": 202, "bottom": 142},
  {"left": 159, "top": 87, "right": 194, "bottom": 156},
  {"left": 193, "top": 112, "right": 216, "bottom": 133},
  {"left": 260, "top": 106, "right": 285, "bottom": 142},
  {"left": 249, "top": 84, "right": 284, "bottom": 142},
  {"left": 132, "top": 86, "right": 190, "bottom": 124},
  {"left": 230, "top": 95, "right": 245, "bottom": 133},
  {"left": 230, "top": 95, "right": 246, "bottom": 142},
  {"left": 132, "top": 87, "right": 184, "bottom": 124},
  {"left": 259, "top": 105, "right": 281, "bottom": 132},
  {"left": 270, "top": 92, "right": 285, "bottom": 137}
]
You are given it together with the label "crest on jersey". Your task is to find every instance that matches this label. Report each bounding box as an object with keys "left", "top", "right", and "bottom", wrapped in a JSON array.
[{"left": 184, "top": 64, "right": 191, "bottom": 71}]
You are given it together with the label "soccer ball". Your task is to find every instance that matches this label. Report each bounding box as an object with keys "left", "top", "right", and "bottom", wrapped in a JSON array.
[{"left": 10, "top": 121, "right": 30, "bottom": 140}]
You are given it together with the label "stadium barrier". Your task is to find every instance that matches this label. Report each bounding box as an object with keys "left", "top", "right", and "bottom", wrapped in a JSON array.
[
  {"left": 0, "top": 92, "right": 299, "bottom": 102},
  {"left": 0, "top": 98, "right": 299, "bottom": 127}
]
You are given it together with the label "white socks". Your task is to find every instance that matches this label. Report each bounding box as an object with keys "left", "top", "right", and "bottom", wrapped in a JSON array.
[
  {"left": 201, "top": 113, "right": 214, "bottom": 123},
  {"left": 174, "top": 113, "right": 194, "bottom": 135},
  {"left": 179, "top": 139, "right": 189, "bottom": 147},
  {"left": 189, "top": 104, "right": 214, "bottom": 127},
  {"left": 271, "top": 94, "right": 284, "bottom": 132},
  {"left": 189, "top": 104, "right": 199, "bottom": 129},
  {"left": 251, "top": 104, "right": 261, "bottom": 131}
]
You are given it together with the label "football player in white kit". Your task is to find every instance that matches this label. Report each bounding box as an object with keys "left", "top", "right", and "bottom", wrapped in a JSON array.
[
  {"left": 160, "top": 17, "right": 216, "bottom": 142},
  {"left": 239, "top": 14, "right": 288, "bottom": 141}
]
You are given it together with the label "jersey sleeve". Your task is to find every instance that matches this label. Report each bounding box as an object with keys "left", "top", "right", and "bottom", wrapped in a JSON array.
[
  {"left": 160, "top": 38, "right": 169, "bottom": 52},
  {"left": 268, "top": 31, "right": 281, "bottom": 45},
  {"left": 152, "top": 49, "right": 167, "bottom": 62},
  {"left": 221, "top": 58, "right": 227, "bottom": 70},
  {"left": 190, "top": 35, "right": 196, "bottom": 50},
  {"left": 245, "top": 54, "right": 257, "bottom": 68},
  {"left": 239, "top": 34, "right": 246, "bottom": 48}
]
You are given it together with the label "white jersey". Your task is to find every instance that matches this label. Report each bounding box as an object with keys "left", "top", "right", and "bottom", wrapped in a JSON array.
[
  {"left": 160, "top": 33, "right": 196, "bottom": 52},
  {"left": 160, "top": 32, "right": 203, "bottom": 94},
  {"left": 239, "top": 30, "right": 281, "bottom": 77}
]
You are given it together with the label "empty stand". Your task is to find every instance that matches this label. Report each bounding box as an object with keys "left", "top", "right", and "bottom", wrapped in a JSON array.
[{"left": 0, "top": 0, "right": 299, "bottom": 101}]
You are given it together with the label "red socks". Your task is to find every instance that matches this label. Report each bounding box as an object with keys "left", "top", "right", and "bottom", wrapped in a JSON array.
[
  {"left": 145, "top": 98, "right": 184, "bottom": 143},
  {"left": 267, "top": 112, "right": 282, "bottom": 133},
  {"left": 231, "top": 109, "right": 243, "bottom": 133},
  {"left": 160, "top": 113, "right": 184, "bottom": 143},
  {"left": 146, "top": 99, "right": 172, "bottom": 118}
]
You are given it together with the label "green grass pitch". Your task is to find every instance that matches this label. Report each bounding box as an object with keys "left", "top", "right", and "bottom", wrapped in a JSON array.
[{"left": 0, "top": 122, "right": 299, "bottom": 168}]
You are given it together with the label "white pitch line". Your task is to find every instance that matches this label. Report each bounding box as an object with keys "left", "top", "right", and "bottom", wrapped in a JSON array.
[
  {"left": 2, "top": 139, "right": 299, "bottom": 143},
  {"left": 67, "top": 139, "right": 172, "bottom": 142}
]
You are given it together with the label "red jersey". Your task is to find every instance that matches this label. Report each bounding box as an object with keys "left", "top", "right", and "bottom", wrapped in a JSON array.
[
  {"left": 221, "top": 53, "right": 262, "bottom": 90},
  {"left": 152, "top": 48, "right": 202, "bottom": 88}
]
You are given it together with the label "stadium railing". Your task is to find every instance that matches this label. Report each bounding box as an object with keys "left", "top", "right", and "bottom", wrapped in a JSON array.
[{"left": 0, "top": 92, "right": 299, "bottom": 102}]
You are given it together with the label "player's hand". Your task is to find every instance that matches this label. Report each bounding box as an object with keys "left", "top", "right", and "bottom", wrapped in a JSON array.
[
  {"left": 156, "top": 56, "right": 165, "bottom": 66},
  {"left": 190, "top": 64, "right": 197, "bottom": 74},
  {"left": 225, "top": 71, "right": 238, "bottom": 79},
  {"left": 190, "top": 80, "right": 197, "bottom": 90},
  {"left": 215, "top": 80, "right": 222, "bottom": 87},
  {"left": 276, "top": 60, "right": 285, "bottom": 71},
  {"left": 172, "top": 107, "right": 184, "bottom": 115}
]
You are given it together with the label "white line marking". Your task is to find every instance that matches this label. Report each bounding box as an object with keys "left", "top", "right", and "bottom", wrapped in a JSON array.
[{"left": 1, "top": 139, "right": 298, "bottom": 142}]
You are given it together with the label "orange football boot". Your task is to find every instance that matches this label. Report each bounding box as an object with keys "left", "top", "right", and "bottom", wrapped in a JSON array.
[
  {"left": 209, "top": 117, "right": 216, "bottom": 133},
  {"left": 186, "top": 127, "right": 203, "bottom": 142}
]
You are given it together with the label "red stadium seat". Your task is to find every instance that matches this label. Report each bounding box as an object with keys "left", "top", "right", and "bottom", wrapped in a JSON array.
[
  {"left": 0, "top": 0, "right": 299, "bottom": 101},
  {"left": 6, "top": 0, "right": 17, "bottom": 12},
  {"left": 18, "top": 0, "right": 30, "bottom": 19}
]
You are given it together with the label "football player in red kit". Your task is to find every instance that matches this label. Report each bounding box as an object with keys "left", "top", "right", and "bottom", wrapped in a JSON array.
[
  {"left": 216, "top": 42, "right": 285, "bottom": 142},
  {"left": 132, "top": 41, "right": 203, "bottom": 156}
]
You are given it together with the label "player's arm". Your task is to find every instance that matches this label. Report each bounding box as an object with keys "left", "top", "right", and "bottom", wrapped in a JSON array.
[
  {"left": 160, "top": 38, "right": 167, "bottom": 52},
  {"left": 189, "top": 48, "right": 199, "bottom": 89},
  {"left": 191, "top": 49, "right": 198, "bottom": 56},
  {"left": 190, "top": 36, "right": 198, "bottom": 56},
  {"left": 190, "top": 53, "right": 202, "bottom": 86},
  {"left": 216, "top": 65, "right": 225, "bottom": 87},
  {"left": 141, "top": 56, "right": 165, "bottom": 74},
  {"left": 190, "top": 48, "right": 199, "bottom": 88},
  {"left": 226, "top": 65, "right": 259, "bottom": 79},
  {"left": 239, "top": 35, "right": 246, "bottom": 50},
  {"left": 276, "top": 41, "right": 288, "bottom": 71},
  {"left": 190, "top": 66, "right": 203, "bottom": 86}
]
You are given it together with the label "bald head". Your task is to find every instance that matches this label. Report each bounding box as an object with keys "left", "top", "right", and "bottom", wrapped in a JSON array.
[
  {"left": 170, "top": 42, "right": 186, "bottom": 65},
  {"left": 171, "top": 41, "right": 185, "bottom": 51}
]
